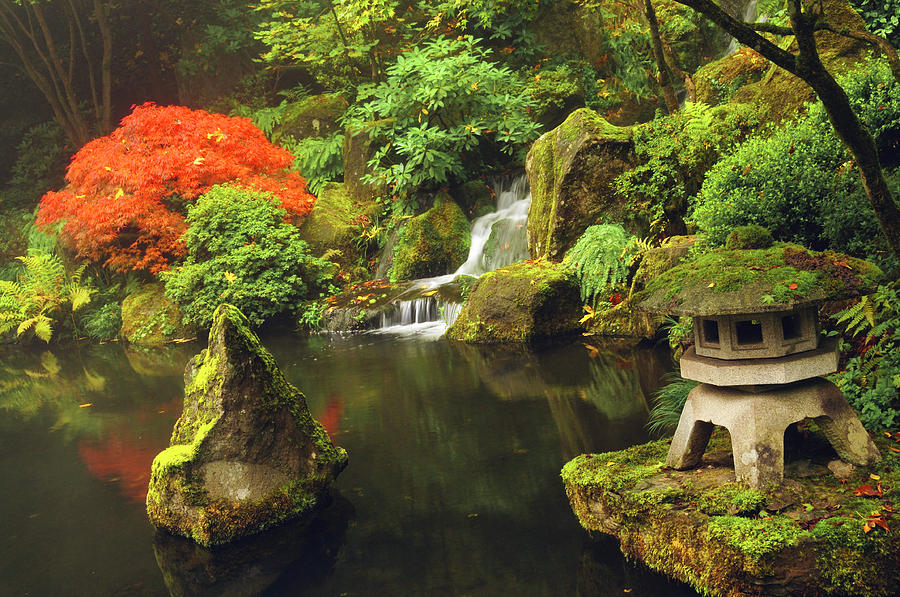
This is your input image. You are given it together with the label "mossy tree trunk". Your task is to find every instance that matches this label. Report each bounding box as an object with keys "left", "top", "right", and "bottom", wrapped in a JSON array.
[{"left": 673, "top": 0, "right": 900, "bottom": 261}]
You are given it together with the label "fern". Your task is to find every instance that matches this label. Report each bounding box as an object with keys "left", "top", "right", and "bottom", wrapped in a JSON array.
[
  {"left": 0, "top": 250, "right": 94, "bottom": 343},
  {"left": 286, "top": 132, "right": 345, "bottom": 195},
  {"left": 565, "top": 224, "right": 643, "bottom": 307}
]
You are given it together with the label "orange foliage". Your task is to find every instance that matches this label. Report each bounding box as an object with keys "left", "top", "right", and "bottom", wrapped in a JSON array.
[{"left": 37, "top": 103, "right": 316, "bottom": 273}]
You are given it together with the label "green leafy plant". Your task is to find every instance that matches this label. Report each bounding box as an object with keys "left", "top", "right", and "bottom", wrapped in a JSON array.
[
  {"left": 615, "top": 102, "right": 759, "bottom": 237},
  {"left": 565, "top": 224, "right": 644, "bottom": 308},
  {"left": 829, "top": 282, "right": 900, "bottom": 431},
  {"left": 161, "top": 185, "right": 335, "bottom": 327},
  {"left": 850, "top": 0, "right": 900, "bottom": 46},
  {"left": 690, "top": 60, "right": 899, "bottom": 265},
  {"left": 0, "top": 251, "right": 95, "bottom": 343},
  {"left": 346, "top": 35, "right": 540, "bottom": 209},
  {"left": 647, "top": 373, "right": 699, "bottom": 436}
]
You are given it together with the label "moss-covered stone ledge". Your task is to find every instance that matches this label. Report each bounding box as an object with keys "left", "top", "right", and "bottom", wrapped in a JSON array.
[{"left": 562, "top": 433, "right": 899, "bottom": 596}]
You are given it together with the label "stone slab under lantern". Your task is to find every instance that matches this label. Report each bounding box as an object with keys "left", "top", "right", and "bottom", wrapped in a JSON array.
[
  {"left": 679, "top": 339, "right": 838, "bottom": 387},
  {"left": 666, "top": 378, "right": 881, "bottom": 487}
]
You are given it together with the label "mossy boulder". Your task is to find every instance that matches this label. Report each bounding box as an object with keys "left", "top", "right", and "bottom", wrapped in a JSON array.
[
  {"left": 390, "top": 195, "right": 470, "bottom": 282},
  {"left": 634, "top": 244, "right": 883, "bottom": 316},
  {"left": 631, "top": 236, "right": 698, "bottom": 291},
  {"left": 299, "top": 182, "right": 379, "bottom": 281},
  {"left": 342, "top": 119, "right": 390, "bottom": 203},
  {"left": 562, "top": 432, "right": 900, "bottom": 596},
  {"left": 525, "top": 108, "right": 636, "bottom": 261},
  {"left": 694, "top": 47, "right": 770, "bottom": 106},
  {"left": 445, "top": 259, "right": 582, "bottom": 343},
  {"left": 146, "top": 304, "right": 348, "bottom": 546},
  {"left": 730, "top": 0, "right": 870, "bottom": 124},
  {"left": 584, "top": 300, "right": 663, "bottom": 340},
  {"left": 271, "top": 94, "right": 348, "bottom": 142},
  {"left": 121, "top": 283, "right": 195, "bottom": 346}
]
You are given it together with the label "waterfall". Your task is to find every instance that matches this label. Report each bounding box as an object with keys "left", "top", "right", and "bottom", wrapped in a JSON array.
[
  {"left": 724, "top": 0, "right": 759, "bottom": 56},
  {"left": 373, "top": 173, "right": 531, "bottom": 336}
]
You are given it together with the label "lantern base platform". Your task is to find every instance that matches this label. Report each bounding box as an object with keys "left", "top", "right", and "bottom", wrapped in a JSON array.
[{"left": 667, "top": 377, "right": 880, "bottom": 487}]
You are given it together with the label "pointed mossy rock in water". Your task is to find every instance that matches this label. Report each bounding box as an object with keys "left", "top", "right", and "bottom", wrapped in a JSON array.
[
  {"left": 525, "top": 108, "right": 637, "bottom": 262},
  {"left": 445, "top": 259, "right": 581, "bottom": 344},
  {"left": 146, "top": 304, "right": 348, "bottom": 546}
]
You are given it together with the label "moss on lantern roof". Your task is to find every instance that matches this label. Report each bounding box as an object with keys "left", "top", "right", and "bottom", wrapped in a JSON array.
[{"left": 633, "top": 244, "right": 882, "bottom": 317}]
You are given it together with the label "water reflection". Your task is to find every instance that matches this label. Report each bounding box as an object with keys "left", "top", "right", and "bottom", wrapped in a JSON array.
[
  {"left": 577, "top": 536, "right": 699, "bottom": 597},
  {"left": 0, "top": 334, "right": 695, "bottom": 596},
  {"left": 153, "top": 496, "right": 352, "bottom": 597}
]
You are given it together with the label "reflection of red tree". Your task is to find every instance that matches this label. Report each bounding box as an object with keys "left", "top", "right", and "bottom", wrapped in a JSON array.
[
  {"left": 78, "top": 433, "right": 163, "bottom": 502},
  {"left": 77, "top": 396, "right": 181, "bottom": 503},
  {"left": 316, "top": 395, "right": 345, "bottom": 441}
]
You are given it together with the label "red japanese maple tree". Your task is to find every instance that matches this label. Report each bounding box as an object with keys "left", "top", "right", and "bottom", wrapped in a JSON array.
[{"left": 37, "top": 103, "right": 316, "bottom": 273}]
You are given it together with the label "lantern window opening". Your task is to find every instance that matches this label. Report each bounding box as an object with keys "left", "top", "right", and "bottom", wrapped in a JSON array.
[
  {"left": 734, "top": 319, "right": 764, "bottom": 346},
  {"left": 702, "top": 319, "right": 720, "bottom": 345}
]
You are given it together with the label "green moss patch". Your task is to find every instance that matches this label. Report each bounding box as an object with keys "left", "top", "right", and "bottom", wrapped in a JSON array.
[
  {"left": 120, "top": 283, "right": 195, "bottom": 345},
  {"left": 390, "top": 196, "right": 470, "bottom": 282},
  {"left": 634, "top": 244, "right": 883, "bottom": 316},
  {"left": 445, "top": 259, "right": 581, "bottom": 343},
  {"left": 562, "top": 432, "right": 900, "bottom": 596}
]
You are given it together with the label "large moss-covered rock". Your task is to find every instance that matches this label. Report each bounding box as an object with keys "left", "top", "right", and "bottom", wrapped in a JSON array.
[
  {"left": 121, "top": 283, "right": 195, "bottom": 346},
  {"left": 390, "top": 195, "right": 470, "bottom": 282},
  {"left": 562, "top": 432, "right": 900, "bottom": 596},
  {"left": 146, "top": 304, "right": 348, "bottom": 546},
  {"left": 525, "top": 108, "right": 636, "bottom": 261},
  {"left": 299, "top": 182, "right": 378, "bottom": 280},
  {"left": 446, "top": 259, "right": 581, "bottom": 343},
  {"left": 694, "top": 47, "right": 770, "bottom": 106},
  {"left": 730, "top": 0, "right": 869, "bottom": 124},
  {"left": 272, "top": 94, "right": 348, "bottom": 142}
]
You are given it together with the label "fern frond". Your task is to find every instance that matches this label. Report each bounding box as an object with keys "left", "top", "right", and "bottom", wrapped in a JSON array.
[
  {"left": 32, "top": 316, "right": 52, "bottom": 343},
  {"left": 67, "top": 285, "right": 95, "bottom": 312}
]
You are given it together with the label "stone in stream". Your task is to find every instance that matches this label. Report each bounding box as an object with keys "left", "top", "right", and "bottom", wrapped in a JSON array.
[{"left": 146, "top": 304, "right": 348, "bottom": 546}]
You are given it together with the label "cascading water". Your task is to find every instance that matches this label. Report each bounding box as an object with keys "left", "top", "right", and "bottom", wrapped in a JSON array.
[
  {"left": 724, "top": 0, "right": 759, "bottom": 56},
  {"left": 375, "top": 173, "right": 531, "bottom": 336}
]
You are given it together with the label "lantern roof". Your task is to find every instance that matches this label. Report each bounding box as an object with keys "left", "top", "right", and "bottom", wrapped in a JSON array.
[{"left": 634, "top": 244, "right": 882, "bottom": 317}]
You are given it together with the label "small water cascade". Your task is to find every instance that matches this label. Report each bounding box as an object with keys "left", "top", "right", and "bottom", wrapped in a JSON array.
[
  {"left": 724, "top": 0, "right": 759, "bottom": 56},
  {"left": 373, "top": 173, "right": 531, "bottom": 336}
]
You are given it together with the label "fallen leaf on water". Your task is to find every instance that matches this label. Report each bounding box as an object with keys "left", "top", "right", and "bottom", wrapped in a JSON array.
[
  {"left": 870, "top": 473, "right": 881, "bottom": 481},
  {"left": 79, "top": 403, "right": 93, "bottom": 408},
  {"left": 421, "top": 289, "right": 438, "bottom": 297},
  {"left": 582, "top": 343, "right": 599, "bottom": 358}
]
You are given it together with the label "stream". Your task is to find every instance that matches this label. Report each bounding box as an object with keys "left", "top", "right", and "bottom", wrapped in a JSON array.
[{"left": 0, "top": 334, "right": 699, "bottom": 596}]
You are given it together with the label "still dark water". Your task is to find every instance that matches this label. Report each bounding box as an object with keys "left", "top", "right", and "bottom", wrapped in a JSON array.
[{"left": 0, "top": 332, "right": 699, "bottom": 596}]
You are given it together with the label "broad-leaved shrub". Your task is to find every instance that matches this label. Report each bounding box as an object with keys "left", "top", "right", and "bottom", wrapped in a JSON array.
[
  {"left": 161, "top": 185, "right": 334, "bottom": 327},
  {"left": 690, "top": 60, "right": 898, "bottom": 262},
  {"left": 346, "top": 35, "right": 540, "bottom": 209}
]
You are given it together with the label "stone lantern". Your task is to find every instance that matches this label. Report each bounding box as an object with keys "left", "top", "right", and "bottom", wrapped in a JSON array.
[{"left": 636, "top": 244, "right": 882, "bottom": 487}]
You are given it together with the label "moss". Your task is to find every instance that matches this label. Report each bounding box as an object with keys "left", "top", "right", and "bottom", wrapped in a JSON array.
[
  {"left": 390, "top": 196, "right": 470, "bottom": 281},
  {"left": 634, "top": 243, "right": 883, "bottom": 316},
  {"left": 525, "top": 108, "right": 636, "bottom": 260},
  {"left": 725, "top": 225, "right": 774, "bottom": 250},
  {"left": 446, "top": 259, "right": 581, "bottom": 343},
  {"left": 146, "top": 304, "right": 348, "bottom": 546},
  {"left": 271, "top": 94, "right": 348, "bottom": 142},
  {"left": 121, "top": 283, "right": 194, "bottom": 345},
  {"left": 562, "top": 433, "right": 900, "bottom": 596},
  {"left": 694, "top": 47, "right": 770, "bottom": 105}
]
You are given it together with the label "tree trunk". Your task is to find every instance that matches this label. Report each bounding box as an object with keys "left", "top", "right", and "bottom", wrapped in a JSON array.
[
  {"left": 673, "top": 0, "right": 900, "bottom": 260},
  {"left": 644, "top": 0, "right": 679, "bottom": 113}
]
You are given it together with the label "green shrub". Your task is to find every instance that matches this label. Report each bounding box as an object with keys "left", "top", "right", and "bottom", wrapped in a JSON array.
[
  {"left": 725, "top": 225, "right": 774, "bottom": 250},
  {"left": 565, "top": 224, "right": 645, "bottom": 307},
  {"left": 346, "top": 35, "right": 540, "bottom": 210},
  {"left": 81, "top": 301, "right": 122, "bottom": 342},
  {"left": 850, "top": 0, "right": 900, "bottom": 46},
  {"left": 690, "top": 60, "right": 898, "bottom": 262},
  {"left": 3, "top": 121, "right": 67, "bottom": 208},
  {"left": 615, "top": 102, "right": 759, "bottom": 237},
  {"left": 161, "top": 185, "right": 335, "bottom": 327}
]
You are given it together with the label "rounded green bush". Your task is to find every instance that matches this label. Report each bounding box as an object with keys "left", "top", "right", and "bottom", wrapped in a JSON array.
[{"left": 161, "top": 185, "right": 334, "bottom": 327}]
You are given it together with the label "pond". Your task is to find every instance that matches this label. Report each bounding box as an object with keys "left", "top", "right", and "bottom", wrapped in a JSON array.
[{"left": 0, "top": 332, "right": 699, "bottom": 596}]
